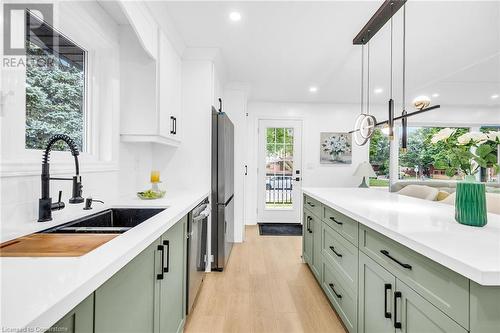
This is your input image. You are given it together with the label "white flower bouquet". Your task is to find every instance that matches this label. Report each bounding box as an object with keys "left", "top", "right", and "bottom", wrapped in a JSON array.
[{"left": 430, "top": 128, "right": 499, "bottom": 177}]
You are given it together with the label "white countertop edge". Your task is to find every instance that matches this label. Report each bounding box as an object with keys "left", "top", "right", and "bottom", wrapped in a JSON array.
[
  {"left": 302, "top": 188, "right": 500, "bottom": 286},
  {"left": 1, "top": 190, "right": 209, "bottom": 330}
]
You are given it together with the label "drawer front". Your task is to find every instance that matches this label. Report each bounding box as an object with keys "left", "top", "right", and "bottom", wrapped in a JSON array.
[
  {"left": 324, "top": 206, "right": 358, "bottom": 245},
  {"left": 322, "top": 224, "right": 358, "bottom": 292},
  {"left": 322, "top": 261, "right": 357, "bottom": 333},
  {"left": 359, "top": 225, "right": 469, "bottom": 329},
  {"left": 304, "top": 195, "right": 323, "bottom": 219}
]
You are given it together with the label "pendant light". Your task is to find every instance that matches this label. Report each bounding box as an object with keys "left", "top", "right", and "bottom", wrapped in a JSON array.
[
  {"left": 401, "top": 4, "right": 408, "bottom": 152},
  {"left": 388, "top": 13, "right": 394, "bottom": 140},
  {"left": 354, "top": 40, "right": 377, "bottom": 146},
  {"left": 350, "top": 0, "right": 440, "bottom": 143}
]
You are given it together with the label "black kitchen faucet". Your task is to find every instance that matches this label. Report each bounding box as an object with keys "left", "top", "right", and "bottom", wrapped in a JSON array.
[{"left": 38, "top": 134, "right": 84, "bottom": 222}]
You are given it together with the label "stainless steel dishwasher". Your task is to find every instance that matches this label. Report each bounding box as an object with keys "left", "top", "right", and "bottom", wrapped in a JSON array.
[{"left": 186, "top": 198, "right": 209, "bottom": 314}]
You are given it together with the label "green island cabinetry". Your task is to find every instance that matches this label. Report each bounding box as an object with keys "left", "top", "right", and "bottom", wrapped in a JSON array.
[
  {"left": 303, "top": 194, "right": 500, "bottom": 333},
  {"left": 50, "top": 215, "right": 188, "bottom": 333}
]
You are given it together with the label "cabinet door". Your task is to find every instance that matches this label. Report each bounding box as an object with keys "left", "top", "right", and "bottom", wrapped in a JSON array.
[
  {"left": 310, "top": 214, "right": 322, "bottom": 281},
  {"left": 50, "top": 294, "right": 94, "bottom": 333},
  {"left": 95, "top": 239, "right": 161, "bottom": 333},
  {"left": 159, "top": 216, "right": 187, "bottom": 333},
  {"left": 396, "top": 280, "right": 467, "bottom": 333},
  {"left": 303, "top": 211, "right": 313, "bottom": 265},
  {"left": 158, "top": 30, "right": 182, "bottom": 139},
  {"left": 358, "top": 252, "right": 396, "bottom": 333}
]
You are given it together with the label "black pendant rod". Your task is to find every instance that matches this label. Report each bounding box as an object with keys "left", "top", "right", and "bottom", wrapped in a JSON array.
[
  {"left": 348, "top": 105, "right": 441, "bottom": 134},
  {"left": 353, "top": 0, "right": 407, "bottom": 45}
]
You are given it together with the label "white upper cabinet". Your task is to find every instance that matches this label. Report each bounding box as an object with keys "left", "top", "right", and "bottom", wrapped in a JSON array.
[
  {"left": 158, "top": 30, "right": 182, "bottom": 140},
  {"left": 118, "top": 0, "right": 158, "bottom": 59},
  {"left": 119, "top": 6, "right": 182, "bottom": 147}
]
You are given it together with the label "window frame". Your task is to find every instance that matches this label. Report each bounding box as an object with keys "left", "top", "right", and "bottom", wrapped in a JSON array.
[{"left": 0, "top": 2, "right": 119, "bottom": 177}]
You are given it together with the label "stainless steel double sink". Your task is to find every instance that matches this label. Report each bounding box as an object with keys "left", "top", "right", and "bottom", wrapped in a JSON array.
[{"left": 40, "top": 208, "right": 166, "bottom": 234}]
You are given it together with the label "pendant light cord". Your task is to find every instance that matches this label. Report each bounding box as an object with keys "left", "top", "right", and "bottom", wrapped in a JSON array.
[
  {"left": 402, "top": 5, "right": 406, "bottom": 109},
  {"left": 367, "top": 42, "right": 370, "bottom": 115},
  {"left": 361, "top": 45, "right": 364, "bottom": 115},
  {"left": 390, "top": 17, "right": 393, "bottom": 99}
]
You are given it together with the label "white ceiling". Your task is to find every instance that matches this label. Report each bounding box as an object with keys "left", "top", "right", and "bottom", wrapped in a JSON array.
[{"left": 161, "top": 1, "right": 499, "bottom": 107}]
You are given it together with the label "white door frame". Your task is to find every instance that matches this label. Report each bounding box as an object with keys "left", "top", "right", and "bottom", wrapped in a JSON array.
[{"left": 257, "top": 118, "right": 303, "bottom": 224}]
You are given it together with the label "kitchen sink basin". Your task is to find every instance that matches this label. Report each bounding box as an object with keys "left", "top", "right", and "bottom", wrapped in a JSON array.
[{"left": 40, "top": 208, "right": 166, "bottom": 234}]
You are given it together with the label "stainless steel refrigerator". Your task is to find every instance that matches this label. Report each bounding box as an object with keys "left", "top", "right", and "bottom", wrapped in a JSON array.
[{"left": 211, "top": 106, "right": 234, "bottom": 271}]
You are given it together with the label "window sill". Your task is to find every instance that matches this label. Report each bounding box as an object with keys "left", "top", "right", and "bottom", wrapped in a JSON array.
[{"left": 0, "top": 160, "right": 119, "bottom": 177}]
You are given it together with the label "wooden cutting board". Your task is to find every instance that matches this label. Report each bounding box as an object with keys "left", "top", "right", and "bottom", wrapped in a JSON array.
[{"left": 0, "top": 233, "right": 118, "bottom": 257}]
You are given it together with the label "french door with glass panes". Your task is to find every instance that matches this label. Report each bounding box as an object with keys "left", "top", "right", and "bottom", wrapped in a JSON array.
[{"left": 257, "top": 119, "right": 302, "bottom": 223}]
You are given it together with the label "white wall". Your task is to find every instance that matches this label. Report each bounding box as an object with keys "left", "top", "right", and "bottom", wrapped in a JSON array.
[{"left": 245, "top": 102, "right": 370, "bottom": 226}]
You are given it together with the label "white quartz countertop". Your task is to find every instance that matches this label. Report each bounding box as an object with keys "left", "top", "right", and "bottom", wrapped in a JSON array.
[
  {"left": 303, "top": 187, "right": 500, "bottom": 286},
  {"left": 0, "top": 189, "right": 209, "bottom": 331}
]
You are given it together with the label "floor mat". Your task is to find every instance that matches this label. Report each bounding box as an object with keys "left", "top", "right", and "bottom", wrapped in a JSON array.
[{"left": 258, "top": 223, "right": 302, "bottom": 236}]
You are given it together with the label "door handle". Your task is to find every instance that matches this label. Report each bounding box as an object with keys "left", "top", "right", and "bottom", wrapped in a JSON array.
[
  {"left": 329, "top": 246, "right": 342, "bottom": 257},
  {"left": 329, "top": 216, "right": 343, "bottom": 225},
  {"left": 157, "top": 245, "right": 165, "bottom": 280},
  {"left": 328, "top": 283, "right": 342, "bottom": 299},
  {"left": 394, "top": 291, "right": 402, "bottom": 329},
  {"left": 380, "top": 250, "right": 412, "bottom": 270},
  {"left": 163, "top": 240, "right": 170, "bottom": 273},
  {"left": 384, "top": 283, "right": 392, "bottom": 318},
  {"left": 245, "top": 165, "right": 248, "bottom": 176},
  {"left": 170, "top": 116, "right": 175, "bottom": 134}
]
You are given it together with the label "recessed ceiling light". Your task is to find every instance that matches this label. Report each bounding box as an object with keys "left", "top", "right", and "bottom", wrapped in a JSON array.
[
  {"left": 374, "top": 88, "right": 383, "bottom": 94},
  {"left": 491, "top": 94, "right": 499, "bottom": 99},
  {"left": 309, "top": 86, "right": 318, "bottom": 93},
  {"left": 229, "top": 12, "right": 241, "bottom": 21},
  {"left": 432, "top": 93, "right": 439, "bottom": 98}
]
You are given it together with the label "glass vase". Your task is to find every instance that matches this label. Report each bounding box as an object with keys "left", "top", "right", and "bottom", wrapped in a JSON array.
[{"left": 455, "top": 178, "right": 487, "bottom": 227}]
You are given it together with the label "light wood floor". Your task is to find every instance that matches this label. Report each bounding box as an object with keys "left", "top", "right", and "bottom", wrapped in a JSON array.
[{"left": 184, "top": 225, "right": 346, "bottom": 333}]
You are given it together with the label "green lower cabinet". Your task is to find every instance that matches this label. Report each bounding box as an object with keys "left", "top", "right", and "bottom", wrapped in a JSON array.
[
  {"left": 50, "top": 294, "right": 94, "bottom": 333},
  {"left": 396, "top": 279, "right": 467, "bottom": 333},
  {"left": 303, "top": 211, "right": 313, "bottom": 265},
  {"left": 159, "top": 216, "right": 187, "bottom": 333},
  {"left": 95, "top": 238, "right": 161, "bottom": 333},
  {"left": 358, "top": 252, "right": 395, "bottom": 333},
  {"left": 311, "top": 214, "right": 322, "bottom": 281},
  {"left": 94, "top": 216, "right": 187, "bottom": 333},
  {"left": 470, "top": 282, "right": 500, "bottom": 333}
]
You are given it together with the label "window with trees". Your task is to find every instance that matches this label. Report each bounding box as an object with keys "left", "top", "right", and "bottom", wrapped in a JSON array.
[{"left": 25, "top": 11, "right": 87, "bottom": 152}]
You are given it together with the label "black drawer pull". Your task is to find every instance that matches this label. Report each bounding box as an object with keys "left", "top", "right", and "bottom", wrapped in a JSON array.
[
  {"left": 394, "top": 291, "right": 402, "bottom": 329},
  {"left": 163, "top": 240, "right": 170, "bottom": 273},
  {"left": 157, "top": 245, "right": 164, "bottom": 280},
  {"left": 329, "top": 216, "right": 343, "bottom": 225},
  {"left": 328, "top": 283, "right": 342, "bottom": 299},
  {"left": 307, "top": 202, "right": 315, "bottom": 207},
  {"left": 380, "top": 250, "right": 412, "bottom": 270},
  {"left": 384, "top": 283, "right": 392, "bottom": 319},
  {"left": 329, "top": 246, "right": 342, "bottom": 257}
]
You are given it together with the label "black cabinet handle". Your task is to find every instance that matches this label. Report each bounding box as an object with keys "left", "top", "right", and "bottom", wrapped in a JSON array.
[
  {"left": 174, "top": 117, "right": 177, "bottom": 134},
  {"left": 157, "top": 245, "right": 164, "bottom": 280},
  {"left": 384, "top": 283, "right": 392, "bottom": 319},
  {"left": 307, "top": 202, "right": 315, "bottom": 207},
  {"left": 329, "top": 283, "right": 342, "bottom": 299},
  {"left": 245, "top": 165, "right": 248, "bottom": 176},
  {"left": 170, "top": 116, "right": 175, "bottom": 134},
  {"left": 329, "top": 216, "right": 343, "bottom": 225},
  {"left": 163, "top": 240, "right": 170, "bottom": 273},
  {"left": 307, "top": 216, "right": 313, "bottom": 233},
  {"left": 329, "top": 246, "right": 342, "bottom": 257},
  {"left": 380, "top": 250, "right": 412, "bottom": 270},
  {"left": 394, "top": 291, "right": 402, "bottom": 329}
]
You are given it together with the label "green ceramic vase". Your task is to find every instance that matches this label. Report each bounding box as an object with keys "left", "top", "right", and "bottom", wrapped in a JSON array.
[{"left": 455, "top": 177, "right": 487, "bottom": 227}]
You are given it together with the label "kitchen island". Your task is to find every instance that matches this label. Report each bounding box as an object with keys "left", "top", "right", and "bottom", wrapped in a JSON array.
[
  {"left": 0, "top": 190, "right": 209, "bottom": 332},
  {"left": 302, "top": 187, "right": 500, "bottom": 333}
]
